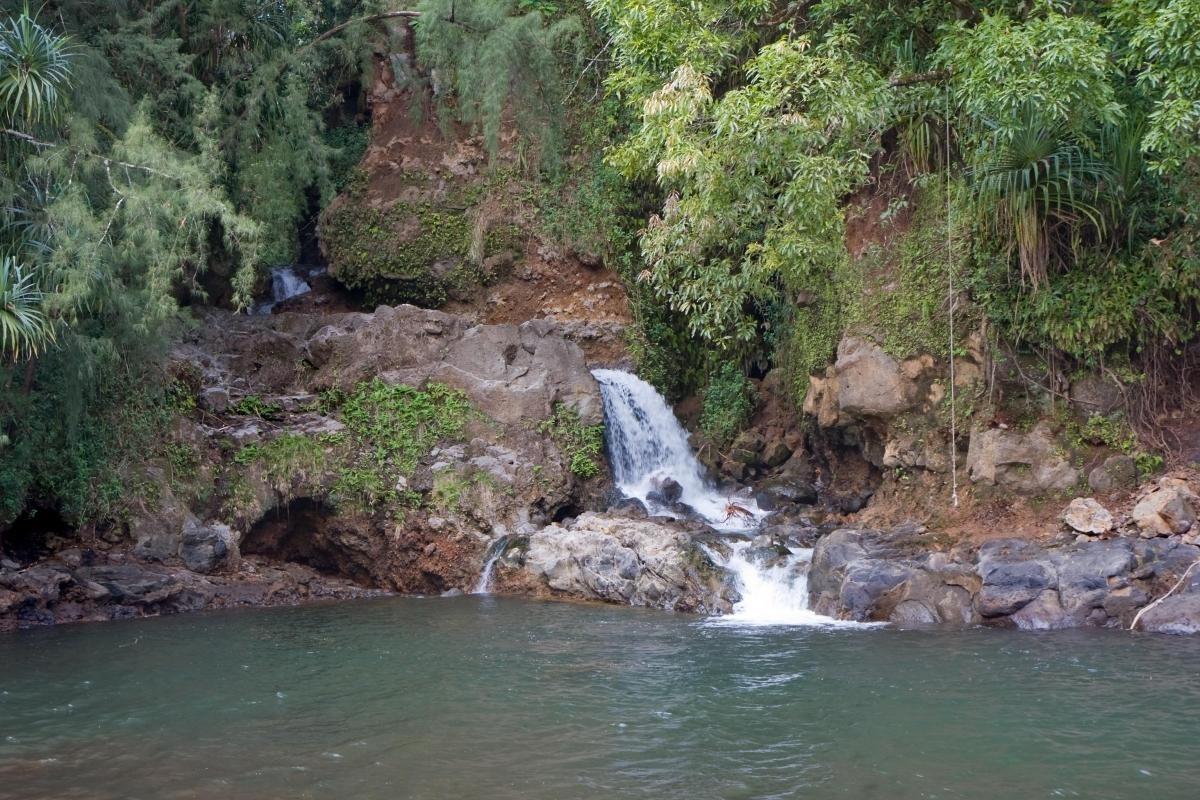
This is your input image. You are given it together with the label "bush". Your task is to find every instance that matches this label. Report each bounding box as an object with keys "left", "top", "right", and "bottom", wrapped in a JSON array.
[{"left": 699, "top": 363, "right": 753, "bottom": 447}]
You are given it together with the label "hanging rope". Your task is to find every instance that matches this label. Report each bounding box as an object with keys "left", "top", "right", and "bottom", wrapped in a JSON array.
[{"left": 946, "top": 85, "right": 960, "bottom": 508}]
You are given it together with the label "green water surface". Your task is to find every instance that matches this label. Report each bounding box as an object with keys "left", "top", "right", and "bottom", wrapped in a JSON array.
[{"left": 1, "top": 596, "right": 1198, "bottom": 799}]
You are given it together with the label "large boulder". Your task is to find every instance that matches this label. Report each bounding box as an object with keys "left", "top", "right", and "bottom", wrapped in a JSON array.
[
  {"left": 966, "top": 422, "right": 1079, "bottom": 494},
  {"left": 833, "top": 336, "right": 917, "bottom": 418},
  {"left": 520, "top": 513, "right": 734, "bottom": 613},
  {"left": 808, "top": 528, "right": 978, "bottom": 624},
  {"left": 1061, "top": 498, "right": 1114, "bottom": 534},
  {"left": 975, "top": 541, "right": 1056, "bottom": 618},
  {"left": 1088, "top": 454, "right": 1138, "bottom": 492},
  {"left": 181, "top": 519, "right": 238, "bottom": 574},
  {"left": 1132, "top": 479, "right": 1197, "bottom": 537}
]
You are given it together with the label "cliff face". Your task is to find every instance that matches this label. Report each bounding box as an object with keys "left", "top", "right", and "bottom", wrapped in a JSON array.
[{"left": 1, "top": 304, "right": 613, "bottom": 630}]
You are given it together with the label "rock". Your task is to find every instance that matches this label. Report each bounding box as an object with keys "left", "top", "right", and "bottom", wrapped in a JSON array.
[
  {"left": 807, "top": 528, "right": 977, "bottom": 624},
  {"left": 754, "top": 491, "right": 777, "bottom": 512},
  {"left": 658, "top": 478, "right": 683, "bottom": 504},
  {"left": 1132, "top": 481, "right": 1197, "bottom": 537},
  {"left": 131, "top": 495, "right": 191, "bottom": 563},
  {"left": 73, "top": 565, "right": 177, "bottom": 605},
  {"left": 199, "top": 387, "right": 231, "bottom": 414},
  {"left": 833, "top": 336, "right": 917, "bottom": 418},
  {"left": 1088, "top": 454, "right": 1138, "bottom": 492},
  {"left": 755, "top": 478, "right": 818, "bottom": 507},
  {"left": 761, "top": 441, "right": 792, "bottom": 469},
  {"left": 0, "top": 564, "right": 73, "bottom": 603},
  {"left": 180, "top": 519, "right": 237, "bottom": 574},
  {"left": 730, "top": 431, "right": 766, "bottom": 466},
  {"left": 610, "top": 497, "right": 648, "bottom": 518},
  {"left": 522, "top": 512, "right": 734, "bottom": 613},
  {"left": 1010, "top": 590, "right": 1070, "bottom": 630},
  {"left": 975, "top": 541, "right": 1055, "bottom": 617},
  {"left": 1136, "top": 594, "right": 1200, "bottom": 635},
  {"left": 1062, "top": 498, "right": 1114, "bottom": 534},
  {"left": 1070, "top": 375, "right": 1124, "bottom": 417},
  {"left": 966, "top": 422, "right": 1079, "bottom": 494}
]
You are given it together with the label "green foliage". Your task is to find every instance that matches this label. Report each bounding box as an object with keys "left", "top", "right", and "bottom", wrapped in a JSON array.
[
  {"left": 612, "top": 34, "right": 887, "bottom": 348},
  {"left": 969, "top": 108, "right": 1112, "bottom": 289},
  {"left": 937, "top": 8, "right": 1122, "bottom": 142},
  {"left": 331, "top": 379, "right": 475, "bottom": 509},
  {"left": 232, "top": 395, "right": 283, "bottom": 419},
  {"left": 0, "top": 346, "right": 178, "bottom": 528},
  {"left": 1068, "top": 412, "right": 1163, "bottom": 476},
  {"left": 0, "top": 6, "right": 71, "bottom": 125},
  {"left": 234, "top": 434, "right": 326, "bottom": 488},
  {"left": 414, "top": 0, "right": 585, "bottom": 169},
  {"left": 324, "top": 122, "right": 370, "bottom": 192},
  {"left": 538, "top": 403, "right": 604, "bottom": 478},
  {"left": 699, "top": 363, "right": 753, "bottom": 446},
  {"left": 0, "top": 256, "right": 54, "bottom": 360},
  {"left": 1110, "top": 0, "right": 1200, "bottom": 174}
]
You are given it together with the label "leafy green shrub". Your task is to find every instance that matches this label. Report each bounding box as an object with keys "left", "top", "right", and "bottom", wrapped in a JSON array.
[
  {"left": 341, "top": 379, "right": 474, "bottom": 474},
  {"left": 699, "top": 363, "right": 753, "bottom": 447},
  {"left": 232, "top": 395, "right": 283, "bottom": 419},
  {"left": 539, "top": 404, "right": 605, "bottom": 478}
]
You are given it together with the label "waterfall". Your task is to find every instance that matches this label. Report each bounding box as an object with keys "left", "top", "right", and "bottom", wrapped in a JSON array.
[
  {"left": 472, "top": 536, "right": 510, "bottom": 595},
  {"left": 591, "top": 369, "right": 763, "bottom": 531},
  {"left": 255, "top": 266, "right": 313, "bottom": 314},
  {"left": 704, "top": 542, "right": 875, "bottom": 627},
  {"left": 593, "top": 369, "right": 870, "bottom": 627}
]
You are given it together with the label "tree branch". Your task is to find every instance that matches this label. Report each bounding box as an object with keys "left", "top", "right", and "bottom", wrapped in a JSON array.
[
  {"left": 2, "top": 128, "right": 180, "bottom": 180},
  {"left": 306, "top": 10, "right": 421, "bottom": 49},
  {"left": 889, "top": 69, "right": 951, "bottom": 88}
]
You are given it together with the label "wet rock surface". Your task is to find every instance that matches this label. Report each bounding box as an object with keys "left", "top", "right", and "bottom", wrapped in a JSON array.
[
  {"left": 0, "top": 553, "right": 382, "bottom": 632},
  {"left": 806, "top": 526, "right": 1200, "bottom": 633},
  {"left": 507, "top": 512, "right": 735, "bottom": 614}
]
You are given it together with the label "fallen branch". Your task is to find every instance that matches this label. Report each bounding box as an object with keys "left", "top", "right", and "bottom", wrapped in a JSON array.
[{"left": 1130, "top": 558, "right": 1200, "bottom": 631}]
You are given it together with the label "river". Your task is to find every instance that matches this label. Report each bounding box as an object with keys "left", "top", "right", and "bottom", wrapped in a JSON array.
[{"left": 2, "top": 595, "right": 1198, "bottom": 799}]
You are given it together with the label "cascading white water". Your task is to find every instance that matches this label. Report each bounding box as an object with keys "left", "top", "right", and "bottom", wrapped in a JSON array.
[
  {"left": 591, "top": 369, "right": 762, "bottom": 531},
  {"left": 705, "top": 542, "right": 874, "bottom": 627},
  {"left": 472, "top": 537, "right": 510, "bottom": 595},
  {"left": 255, "top": 266, "right": 313, "bottom": 314},
  {"left": 593, "top": 369, "right": 870, "bottom": 627}
]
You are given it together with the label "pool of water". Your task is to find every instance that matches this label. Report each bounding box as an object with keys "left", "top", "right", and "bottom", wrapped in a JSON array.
[{"left": 2, "top": 596, "right": 1198, "bottom": 799}]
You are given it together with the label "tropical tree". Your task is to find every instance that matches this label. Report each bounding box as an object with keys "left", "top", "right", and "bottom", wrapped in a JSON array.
[
  {"left": 0, "top": 4, "right": 71, "bottom": 127},
  {"left": 969, "top": 109, "right": 1112, "bottom": 289},
  {"left": 0, "top": 256, "right": 52, "bottom": 360}
]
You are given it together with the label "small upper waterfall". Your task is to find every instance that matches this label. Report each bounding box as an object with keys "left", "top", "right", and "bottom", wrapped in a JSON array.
[
  {"left": 472, "top": 536, "right": 510, "bottom": 595},
  {"left": 254, "top": 266, "right": 314, "bottom": 314},
  {"left": 592, "top": 369, "right": 762, "bottom": 531}
]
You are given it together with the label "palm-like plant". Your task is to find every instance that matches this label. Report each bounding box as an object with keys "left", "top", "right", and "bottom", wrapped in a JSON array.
[
  {"left": 0, "top": 255, "right": 54, "bottom": 360},
  {"left": 0, "top": 6, "right": 71, "bottom": 126},
  {"left": 970, "top": 108, "right": 1112, "bottom": 289}
]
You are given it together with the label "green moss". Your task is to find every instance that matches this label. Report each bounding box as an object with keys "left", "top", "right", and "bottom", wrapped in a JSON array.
[
  {"left": 323, "top": 199, "right": 524, "bottom": 307},
  {"left": 539, "top": 404, "right": 604, "bottom": 479}
]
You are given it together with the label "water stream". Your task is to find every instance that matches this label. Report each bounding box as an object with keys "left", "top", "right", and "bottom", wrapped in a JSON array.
[
  {"left": 592, "top": 369, "right": 854, "bottom": 626},
  {"left": 253, "top": 266, "right": 316, "bottom": 315},
  {"left": 472, "top": 536, "right": 510, "bottom": 595},
  {"left": 591, "top": 369, "right": 763, "bottom": 530}
]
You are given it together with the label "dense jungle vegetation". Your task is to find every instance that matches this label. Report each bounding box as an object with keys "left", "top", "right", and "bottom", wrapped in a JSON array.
[{"left": 1, "top": 0, "right": 1199, "bottom": 529}]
